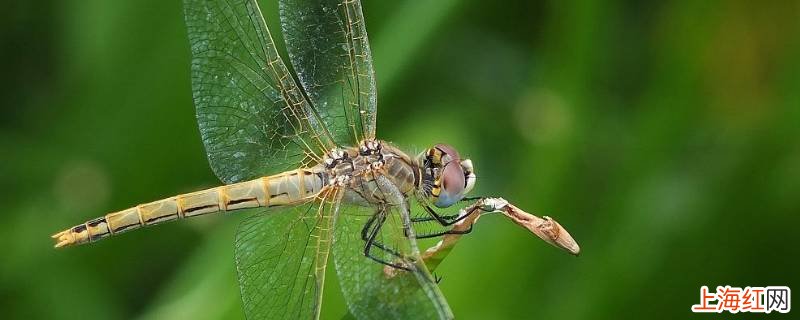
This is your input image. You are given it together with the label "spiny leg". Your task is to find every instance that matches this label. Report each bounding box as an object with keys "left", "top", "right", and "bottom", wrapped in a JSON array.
[
  {"left": 433, "top": 272, "right": 443, "bottom": 284},
  {"left": 410, "top": 212, "right": 460, "bottom": 224},
  {"left": 411, "top": 196, "right": 486, "bottom": 226},
  {"left": 415, "top": 224, "right": 473, "bottom": 239},
  {"left": 410, "top": 201, "right": 486, "bottom": 238},
  {"left": 360, "top": 210, "right": 403, "bottom": 256},
  {"left": 360, "top": 209, "right": 378, "bottom": 240},
  {"left": 361, "top": 210, "right": 411, "bottom": 271},
  {"left": 417, "top": 205, "right": 463, "bottom": 226}
]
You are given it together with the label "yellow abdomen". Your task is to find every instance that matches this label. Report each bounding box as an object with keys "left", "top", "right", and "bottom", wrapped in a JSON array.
[{"left": 52, "top": 168, "right": 324, "bottom": 248}]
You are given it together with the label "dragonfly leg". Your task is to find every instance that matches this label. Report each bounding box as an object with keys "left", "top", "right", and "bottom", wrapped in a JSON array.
[
  {"left": 360, "top": 210, "right": 403, "bottom": 256},
  {"left": 361, "top": 210, "right": 412, "bottom": 271},
  {"left": 360, "top": 209, "right": 379, "bottom": 241},
  {"left": 410, "top": 213, "right": 459, "bottom": 223},
  {"left": 412, "top": 203, "right": 483, "bottom": 226},
  {"left": 433, "top": 272, "right": 443, "bottom": 284},
  {"left": 409, "top": 203, "right": 485, "bottom": 238},
  {"left": 414, "top": 224, "right": 473, "bottom": 239}
]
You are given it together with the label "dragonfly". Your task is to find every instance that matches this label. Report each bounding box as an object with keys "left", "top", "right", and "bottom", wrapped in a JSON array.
[{"left": 51, "top": 0, "right": 578, "bottom": 319}]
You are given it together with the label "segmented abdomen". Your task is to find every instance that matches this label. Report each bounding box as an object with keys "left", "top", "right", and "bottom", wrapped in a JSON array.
[{"left": 52, "top": 168, "right": 324, "bottom": 248}]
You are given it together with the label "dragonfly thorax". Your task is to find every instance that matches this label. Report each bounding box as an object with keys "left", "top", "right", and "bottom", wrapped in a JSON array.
[{"left": 322, "top": 140, "right": 420, "bottom": 206}]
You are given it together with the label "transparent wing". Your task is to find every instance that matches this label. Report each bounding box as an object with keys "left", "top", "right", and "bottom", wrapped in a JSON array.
[
  {"left": 235, "top": 191, "right": 339, "bottom": 320},
  {"left": 184, "top": 0, "right": 335, "bottom": 183},
  {"left": 279, "top": 0, "right": 377, "bottom": 144},
  {"left": 333, "top": 180, "right": 453, "bottom": 319}
]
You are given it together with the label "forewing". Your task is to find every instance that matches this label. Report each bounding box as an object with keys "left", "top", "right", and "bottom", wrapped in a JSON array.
[
  {"left": 278, "top": 0, "right": 377, "bottom": 144},
  {"left": 184, "top": 0, "right": 334, "bottom": 183},
  {"left": 333, "top": 203, "right": 453, "bottom": 319},
  {"left": 235, "top": 194, "right": 338, "bottom": 320}
]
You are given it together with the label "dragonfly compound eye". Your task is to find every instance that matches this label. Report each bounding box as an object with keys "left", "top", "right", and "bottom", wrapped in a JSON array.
[
  {"left": 433, "top": 143, "right": 460, "bottom": 163},
  {"left": 434, "top": 161, "right": 466, "bottom": 208}
]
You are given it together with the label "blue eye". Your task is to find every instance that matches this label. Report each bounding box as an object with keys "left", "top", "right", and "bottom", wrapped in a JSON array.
[{"left": 434, "top": 162, "right": 465, "bottom": 208}]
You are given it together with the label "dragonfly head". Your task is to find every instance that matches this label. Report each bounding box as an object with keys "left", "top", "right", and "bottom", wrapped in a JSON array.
[{"left": 420, "top": 144, "right": 476, "bottom": 208}]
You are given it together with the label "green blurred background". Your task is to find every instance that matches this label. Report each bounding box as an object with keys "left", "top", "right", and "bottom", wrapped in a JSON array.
[{"left": 2, "top": 0, "right": 799, "bottom": 319}]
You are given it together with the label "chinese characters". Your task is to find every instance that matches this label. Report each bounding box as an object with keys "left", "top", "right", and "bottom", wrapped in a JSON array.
[{"left": 692, "top": 286, "right": 790, "bottom": 314}]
